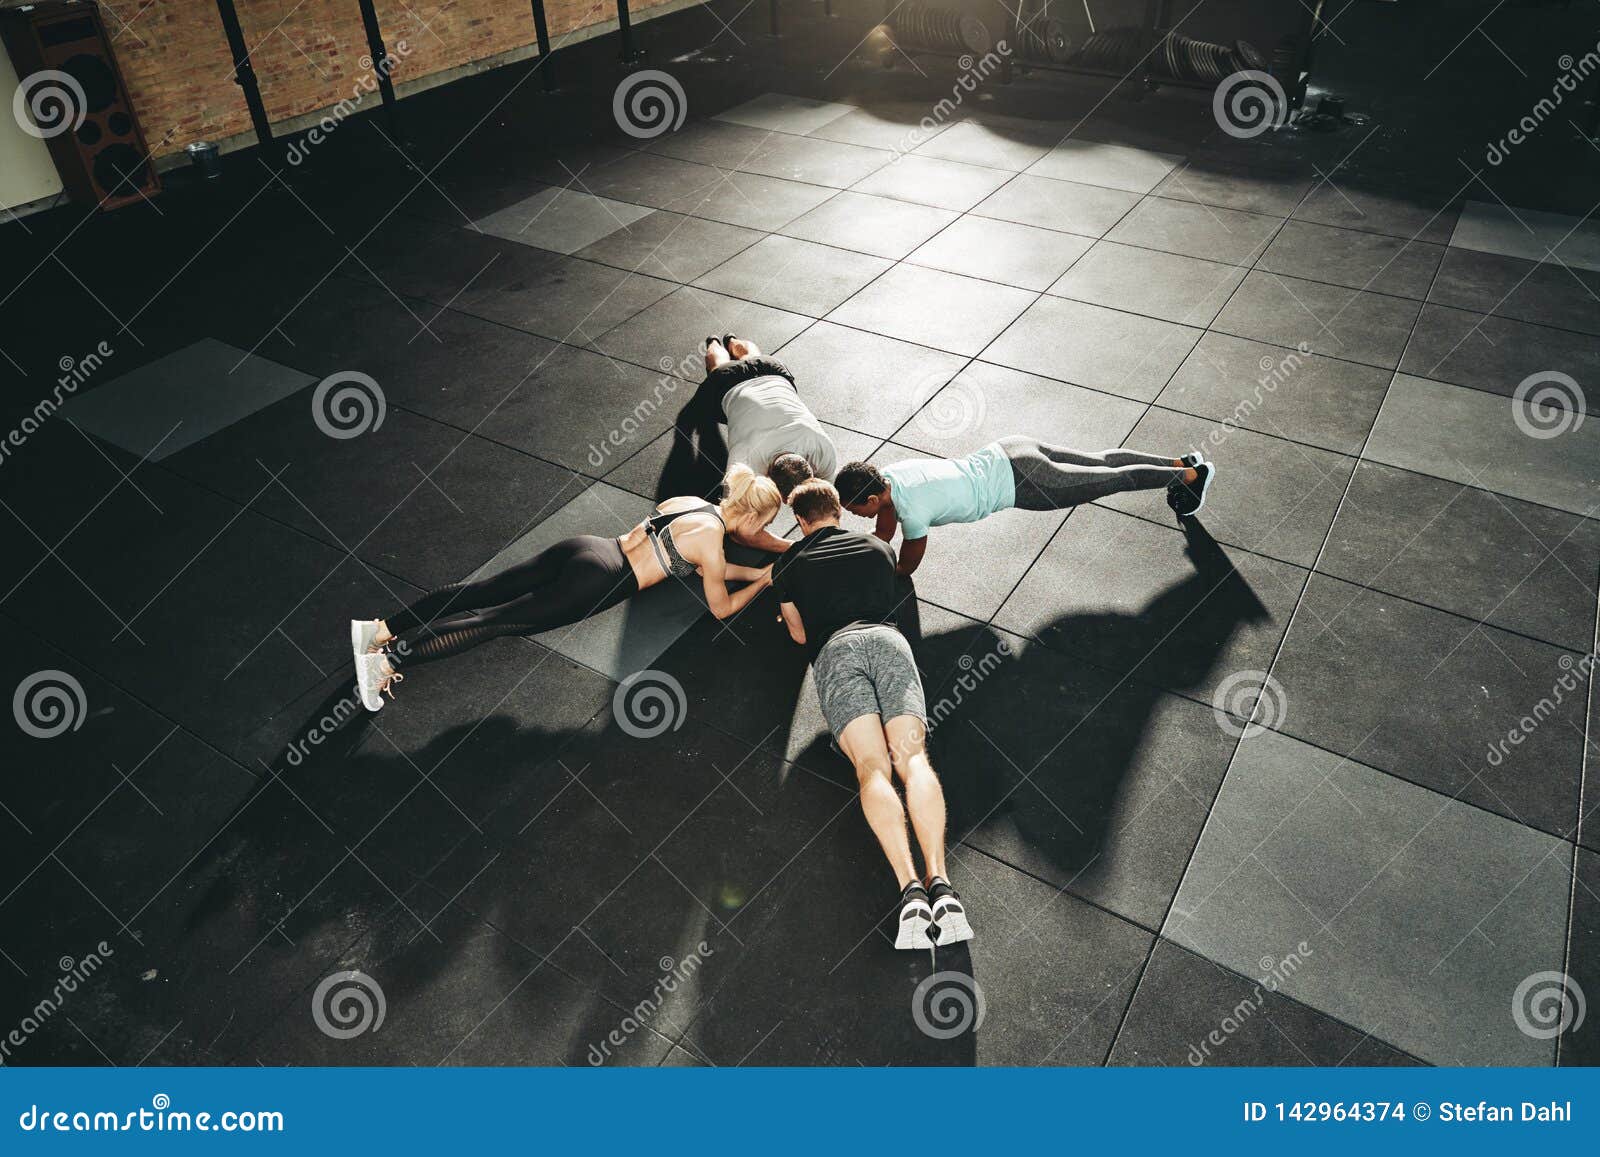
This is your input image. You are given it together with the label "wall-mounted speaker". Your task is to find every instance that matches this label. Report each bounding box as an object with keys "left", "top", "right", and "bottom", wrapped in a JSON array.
[{"left": 1, "top": 0, "right": 159, "bottom": 209}]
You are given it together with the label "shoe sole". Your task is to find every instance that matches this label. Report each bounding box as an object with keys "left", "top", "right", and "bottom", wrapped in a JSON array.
[
  {"left": 350, "top": 620, "right": 372, "bottom": 670},
  {"left": 931, "top": 909, "right": 974, "bottom": 944},
  {"left": 355, "top": 658, "right": 384, "bottom": 713},
  {"left": 1189, "top": 464, "right": 1216, "bottom": 515},
  {"left": 895, "top": 912, "right": 934, "bottom": 950}
]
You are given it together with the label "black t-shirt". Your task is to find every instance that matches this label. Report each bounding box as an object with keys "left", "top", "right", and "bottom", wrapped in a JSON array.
[{"left": 771, "top": 525, "right": 899, "bottom": 661}]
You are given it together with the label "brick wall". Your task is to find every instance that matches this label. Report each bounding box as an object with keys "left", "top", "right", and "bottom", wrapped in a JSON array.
[{"left": 98, "top": 0, "right": 679, "bottom": 157}]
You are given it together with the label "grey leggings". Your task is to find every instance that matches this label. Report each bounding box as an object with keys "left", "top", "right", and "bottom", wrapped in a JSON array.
[{"left": 998, "top": 436, "right": 1185, "bottom": 511}]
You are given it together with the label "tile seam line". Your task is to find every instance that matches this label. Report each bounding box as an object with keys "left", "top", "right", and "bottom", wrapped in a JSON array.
[
  {"left": 329, "top": 230, "right": 1594, "bottom": 435},
  {"left": 1096, "top": 158, "right": 1442, "bottom": 1064},
  {"left": 1554, "top": 556, "right": 1600, "bottom": 1065},
  {"left": 859, "top": 152, "right": 1158, "bottom": 621},
  {"left": 897, "top": 584, "right": 1593, "bottom": 847},
  {"left": 951, "top": 842, "right": 1431, "bottom": 1067}
]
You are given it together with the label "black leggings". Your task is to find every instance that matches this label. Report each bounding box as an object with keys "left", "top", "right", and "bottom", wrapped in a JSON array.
[
  {"left": 1000, "top": 436, "right": 1185, "bottom": 510},
  {"left": 384, "top": 535, "right": 639, "bottom": 667}
]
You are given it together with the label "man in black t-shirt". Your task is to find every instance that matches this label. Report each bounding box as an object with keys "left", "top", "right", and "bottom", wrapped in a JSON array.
[{"left": 771, "top": 479, "right": 974, "bottom": 951}]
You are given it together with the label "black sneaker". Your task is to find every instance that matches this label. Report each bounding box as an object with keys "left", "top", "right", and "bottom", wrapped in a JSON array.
[
  {"left": 927, "top": 877, "right": 974, "bottom": 945},
  {"left": 1167, "top": 462, "right": 1215, "bottom": 518},
  {"left": 895, "top": 881, "right": 934, "bottom": 950},
  {"left": 1180, "top": 451, "right": 1206, "bottom": 469}
]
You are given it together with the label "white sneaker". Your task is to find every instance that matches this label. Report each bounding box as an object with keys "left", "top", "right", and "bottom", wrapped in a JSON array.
[
  {"left": 928, "top": 879, "right": 974, "bottom": 945},
  {"left": 894, "top": 884, "right": 935, "bottom": 950},
  {"left": 351, "top": 619, "right": 382, "bottom": 667},
  {"left": 355, "top": 653, "right": 391, "bottom": 712}
]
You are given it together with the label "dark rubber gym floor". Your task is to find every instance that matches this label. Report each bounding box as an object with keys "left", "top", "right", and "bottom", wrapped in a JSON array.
[{"left": 1, "top": 0, "right": 1597, "bottom": 1067}]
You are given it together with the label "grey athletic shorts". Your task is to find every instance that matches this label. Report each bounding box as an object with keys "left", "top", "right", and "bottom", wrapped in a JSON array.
[{"left": 813, "top": 624, "right": 927, "bottom": 740}]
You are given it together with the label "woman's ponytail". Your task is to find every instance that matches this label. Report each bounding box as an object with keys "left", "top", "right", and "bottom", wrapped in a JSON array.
[{"left": 721, "top": 463, "right": 781, "bottom": 527}]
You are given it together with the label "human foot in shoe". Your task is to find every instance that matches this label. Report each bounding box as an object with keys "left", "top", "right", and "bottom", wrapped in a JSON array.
[
  {"left": 927, "top": 876, "right": 974, "bottom": 944},
  {"left": 351, "top": 619, "right": 384, "bottom": 667},
  {"left": 894, "top": 881, "right": 935, "bottom": 950},
  {"left": 355, "top": 652, "right": 401, "bottom": 712},
  {"left": 1167, "top": 462, "right": 1216, "bottom": 518}
]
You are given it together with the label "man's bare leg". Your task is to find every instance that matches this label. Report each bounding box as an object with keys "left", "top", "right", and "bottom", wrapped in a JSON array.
[
  {"left": 726, "top": 337, "right": 763, "bottom": 359},
  {"left": 838, "top": 714, "right": 916, "bottom": 889},
  {"left": 886, "top": 713, "right": 972, "bottom": 943},
  {"left": 704, "top": 338, "right": 732, "bottom": 373},
  {"left": 885, "top": 715, "right": 946, "bottom": 882}
]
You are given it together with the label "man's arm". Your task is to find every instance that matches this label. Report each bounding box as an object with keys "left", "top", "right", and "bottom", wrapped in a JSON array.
[
  {"left": 895, "top": 536, "right": 928, "bottom": 577},
  {"left": 873, "top": 507, "right": 898, "bottom": 543},
  {"left": 778, "top": 601, "right": 806, "bottom": 646}
]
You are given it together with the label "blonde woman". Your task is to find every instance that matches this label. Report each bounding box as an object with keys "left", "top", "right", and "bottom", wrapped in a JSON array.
[{"left": 349, "top": 466, "right": 781, "bottom": 710}]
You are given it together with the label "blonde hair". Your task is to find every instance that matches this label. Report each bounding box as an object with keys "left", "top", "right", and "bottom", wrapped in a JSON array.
[{"left": 720, "top": 463, "right": 782, "bottom": 527}]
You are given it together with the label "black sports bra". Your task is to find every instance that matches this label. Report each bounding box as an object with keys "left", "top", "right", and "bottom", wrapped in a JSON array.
[{"left": 644, "top": 501, "right": 724, "bottom": 578}]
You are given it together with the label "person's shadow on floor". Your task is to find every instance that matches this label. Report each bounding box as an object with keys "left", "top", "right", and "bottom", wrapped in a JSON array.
[
  {"left": 656, "top": 398, "right": 728, "bottom": 502},
  {"left": 921, "top": 518, "right": 1272, "bottom": 901}
]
